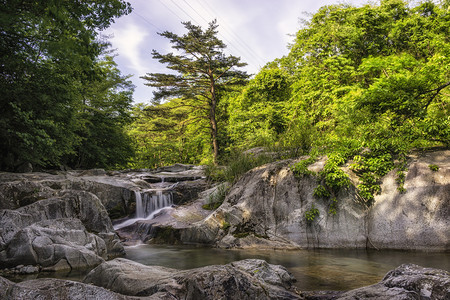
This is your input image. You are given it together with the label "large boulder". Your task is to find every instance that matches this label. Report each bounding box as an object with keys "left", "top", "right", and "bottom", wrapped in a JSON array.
[
  {"left": 0, "top": 218, "right": 106, "bottom": 270},
  {"left": 0, "top": 190, "right": 124, "bottom": 272},
  {"left": 0, "top": 276, "right": 143, "bottom": 300},
  {"left": 337, "top": 264, "right": 450, "bottom": 300},
  {"left": 83, "top": 258, "right": 299, "bottom": 299},
  {"left": 169, "top": 150, "right": 449, "bottom": 250}
]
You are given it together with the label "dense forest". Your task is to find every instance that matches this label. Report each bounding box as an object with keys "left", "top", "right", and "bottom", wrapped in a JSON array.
[
  {"left": 1, "top": 0, "right": 449, "bottom": 203},
  {"left": 1, "top": 0, "right": 134, "bottom": 171}
]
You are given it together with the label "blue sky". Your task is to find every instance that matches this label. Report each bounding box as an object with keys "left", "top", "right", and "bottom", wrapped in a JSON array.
[{"left": 102, "top": 0, "right": 370, "bottom": 104}]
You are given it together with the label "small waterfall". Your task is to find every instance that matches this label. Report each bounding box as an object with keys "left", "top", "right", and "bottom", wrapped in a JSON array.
[
  {"left": 141, "top": 190, "right": 173, "bottom": 218},
  {"left": 135, "top": 191, "right": 144, "bottom": 218},
  {"left": 114, "top": 180, "right": 177, "bottom": 231},
  {"left": 114, "top": 189, "right": 174, "bottom": 230}
]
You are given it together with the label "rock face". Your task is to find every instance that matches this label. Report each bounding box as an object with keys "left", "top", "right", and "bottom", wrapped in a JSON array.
[
  {"left": 83, "top": 258, "right": 299, "bottom": 299},
  {"left": 0, "top": 165, "right": 208, "bottom": 218},
  {"left": 0, "top": 190, "right": 124, "bottom": 272},
  {"left": 337, "top": 264, "right": 450, "bottom": 300},
  {"left": 158, "top": 150, "right": 449, "bottom": 250}
]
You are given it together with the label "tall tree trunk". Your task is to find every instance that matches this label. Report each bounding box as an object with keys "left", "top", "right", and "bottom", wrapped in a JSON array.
[{"left": 210, "top": 75, "right": 219, "bottom": 165}]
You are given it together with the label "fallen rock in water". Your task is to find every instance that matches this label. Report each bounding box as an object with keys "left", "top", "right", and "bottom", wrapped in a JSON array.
[
  {"left": 83, "top": 258, "right": 300, "bottom": 299},
  {"left": 336, "top": 264, "right": 450, "bottom": 300},
  {"left": 0, "top": 276, "right": 142, "bottom": 299}
]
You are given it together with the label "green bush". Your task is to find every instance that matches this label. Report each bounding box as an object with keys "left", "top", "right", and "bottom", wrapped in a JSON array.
[
  {"left": 291, "top": 156, "right": 316, "bottom": 178},
  {"left": 429, "top": 164, "right": 439, "bottom": 172},
  {"left": 305, "top": 204, "right": 320, "bottom": 223}
]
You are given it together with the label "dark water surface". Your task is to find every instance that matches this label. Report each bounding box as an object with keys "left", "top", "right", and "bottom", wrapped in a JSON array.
[
  {"left": 6, "top": 245, "right": 449, "bottom": 291},
  {"left": 123, "top": 244, "right": 450, "bottom": 291}
]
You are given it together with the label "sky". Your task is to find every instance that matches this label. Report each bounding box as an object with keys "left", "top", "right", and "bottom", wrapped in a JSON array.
[{"left": 102, "top": 0, "right": 371, "bottom": 104}]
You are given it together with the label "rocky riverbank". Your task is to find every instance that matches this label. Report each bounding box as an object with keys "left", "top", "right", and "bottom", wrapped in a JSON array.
[
  {"left": 0, "top": 164, "right": 209, "bottom": 273},
  {"left": 1, "top": 262, "right": 448, "bottom": 299},
  {"left": 146, "top": 149, "right": 449, "bottom": 251}
]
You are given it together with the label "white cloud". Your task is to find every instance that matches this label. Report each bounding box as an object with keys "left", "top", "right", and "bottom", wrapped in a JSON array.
[
  {"left": 105, "top": 0, "right": 375, "bottom": 103},
  {"left": 108, "top": 22, "right": 149, "bottom": 77}
]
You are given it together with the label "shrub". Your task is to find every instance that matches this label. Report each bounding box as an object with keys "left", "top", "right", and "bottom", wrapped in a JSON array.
[
  {"left": 429, "top": 164, "right": 439, "bottom": 172},
  {"left": 305, "top": 204, "right": 320, "bottom": 223}
]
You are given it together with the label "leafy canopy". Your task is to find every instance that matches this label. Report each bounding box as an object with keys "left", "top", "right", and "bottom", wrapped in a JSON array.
[{"left": 0, "top": 0, "right": 133, "bottom": 171}]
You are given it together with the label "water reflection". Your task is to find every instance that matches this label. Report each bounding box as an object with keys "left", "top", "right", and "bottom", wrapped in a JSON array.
[
  {"left": 124, "top": 245, "right": 450, "bottom": 291},
  {"left": 4, "top": 245, "right": 448, "bottom": 291}
]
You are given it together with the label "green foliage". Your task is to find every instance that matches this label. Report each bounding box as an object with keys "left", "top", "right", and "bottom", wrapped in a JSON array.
[
  {"left": 320, "top": 155, "right": 351, "bottom": 192},
  {"left": 429, "top": 164, "right": 440, "bottom": 172},
  {"left": 313, "top": 185, "right": 331, "bottom": 199},
  {"left": 68, "top": 56, "right": 135, "bottom": 169},
  {"left": 204, "top": 164, "right": 227, "bottom": 183},
  {"left": 0, "top": 0, "right": 132, "bottom": 171},
  {"left": 305, "top": 204, "right": 320, "bottom": 223},
  {"left": 395, "top": 155, "right": 408, "bottom": 193},
  {"left": 141, "top": 20, "right": 248, "bottom": 164},
  {"left": 291, "top": 156, "right": 316, "bottom": 178},
  {"left": 328, "top": 197, "right": 338, "bottom": 215},
  {"left": 127, "top": 99, "right": 210, "bottom": 168},
  {"left": 309, "top": 155, "right": 350, "bottom": 213},
  {"left": 350, "top": 153, "right": 395, "bottom": 204},
  {"left": 396, "top": 170, "right": 406, "bottom": 193},
  {"left": 227, "top": 68, "right": 291, "bottom": 150},
  {"left": 233, "top": 232, "right": 250, "bottom": 238},
  {"left": 202, "top": 184, "right": 230, "bottom": 210},
  {"left": 127, "top": 1, "right": 449, "bottom": 189},
  {"left": 221, "top": 221, "right": 231, "bottom": 231}
]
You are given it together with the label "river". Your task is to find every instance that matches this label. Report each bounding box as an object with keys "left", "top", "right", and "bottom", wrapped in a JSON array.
[
  {"left": 123, "top": 244, "right": 450, "bottom": 291},
  {"left": 6, "top": 244, "right": 449, "bottom": 291}
]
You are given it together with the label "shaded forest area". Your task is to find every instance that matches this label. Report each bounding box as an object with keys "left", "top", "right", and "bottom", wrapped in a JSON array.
[
  {"left": 1, "top": 0, "right": 449, "bottom": 187},
  {"left": 1, "top": 0, "right": 134, "bottom": 171}
]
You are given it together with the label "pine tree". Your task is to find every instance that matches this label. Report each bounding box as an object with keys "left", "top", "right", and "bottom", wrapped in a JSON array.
[{"left": 141, "top": 20, "right": 248, "bottom": 164}]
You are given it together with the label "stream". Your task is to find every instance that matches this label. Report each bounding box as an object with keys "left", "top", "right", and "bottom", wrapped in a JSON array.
[
  {"left": 5, "top": 241, "right": 449, "bottom": 291},
  {"left": 122, "top": 245, "right": 450, "bottom": 291}
]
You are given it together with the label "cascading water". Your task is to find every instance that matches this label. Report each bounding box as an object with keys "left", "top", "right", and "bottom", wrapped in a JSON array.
[
  {"left": 135, "top": 191, "right": 144, "bottom": 218},
  {"left": 114, "top": 185, "right": 175, "bottom": 230},
  {"left": 137, "top": 190, "right": 173, "bottom": 218}
]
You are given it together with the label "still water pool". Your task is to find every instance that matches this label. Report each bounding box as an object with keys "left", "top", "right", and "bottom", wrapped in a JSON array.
[
  {"left": 7, "top": 244, "right": 449, "bottom": 291},
  {"left": 123, "top": 244, "right": 450, "bottom": 291}
]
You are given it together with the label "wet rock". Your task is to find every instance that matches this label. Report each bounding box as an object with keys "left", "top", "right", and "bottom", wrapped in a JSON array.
[
  {"left": 0, "top": 276, "right": 14, "bottom": 299},
  {"left": 0, "top": 190, "right": 122, "bottom": 250},
  {"left": 83, "top": 258, "right": 300, "bottom": 299},
  {"left": 0, "top": 164, "right": 207, "bottom": 219},
  {"left": 338, "top": 264, "right": 450, "bottom": 300}
]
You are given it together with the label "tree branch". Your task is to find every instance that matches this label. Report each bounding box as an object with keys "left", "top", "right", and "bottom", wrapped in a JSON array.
[{"left": 420, "top": 81, "right": 450, "bottom": 110}]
